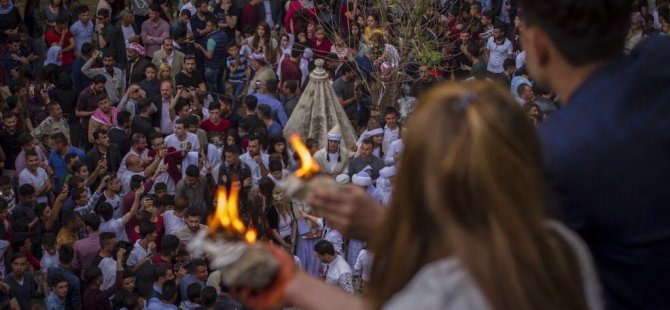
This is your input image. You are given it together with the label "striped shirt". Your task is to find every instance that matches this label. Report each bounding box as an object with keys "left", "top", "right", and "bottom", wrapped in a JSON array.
[{"left": 226, "top": 55, "right": 248, "bottom": 83}]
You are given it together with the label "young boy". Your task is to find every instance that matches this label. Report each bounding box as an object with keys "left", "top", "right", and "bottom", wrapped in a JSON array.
[
  {"left": 139, "top": 64, "right": 160, "bottom": 98},
  {"left": 6, "top": 252, "right": 37, "bottom": 310},
  {"left": 45, "top": 274, "right": 69, "bottom": 310},
  {"left": 225, "top": 42, "right": 248, "bottom": 103}
]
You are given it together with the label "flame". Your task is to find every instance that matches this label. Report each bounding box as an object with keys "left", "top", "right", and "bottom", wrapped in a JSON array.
[
  {"left": 290, "top": 134, "right": 320, "bottom": 178},
  {"left": 208, "top": 185, "right": 256, "bottom": 243}
]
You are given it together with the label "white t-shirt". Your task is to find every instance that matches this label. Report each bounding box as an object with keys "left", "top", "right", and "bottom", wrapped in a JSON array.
[
  {"left": 165, "top": 132, "right": 200, "bottom": 152},
  {"left": 485, "top": 37, "right": 513, "bottom": 73},
  {"left": 99, "top": 218, "right": 129, "bottom": 242},
  {"left": 163, "top": 210, "right": 186, "bottom": 235},
  {"left": 18, "top": 168, "right": 49, "bottom": 203},
  {"left": 98, "top": 257, "right": 118, "bottom": 290}
]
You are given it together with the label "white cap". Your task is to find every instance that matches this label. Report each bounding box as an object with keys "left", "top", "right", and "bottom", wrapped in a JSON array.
[
  {"left": 335, "top": 174, "right": 350, "bottom": 184},
  {"left": 379, "top": 166, "right": 396, "bottom": 178},
  {"left": 327, "top": 124, "right": 343, "bottom": 141},
  {"left": 365, "top": 128, "right": 384, "bottom": 139},
  {"left": 352, "top": 167, "right": 372, "bottom": 187}
]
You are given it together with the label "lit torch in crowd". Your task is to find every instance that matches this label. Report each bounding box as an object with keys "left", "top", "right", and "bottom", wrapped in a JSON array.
[
  {"left": 279, "top": 134, "right": 342, "bottom": 200},
  {"left": 188, "top": 184, "right": 280, "bottom": 291}
]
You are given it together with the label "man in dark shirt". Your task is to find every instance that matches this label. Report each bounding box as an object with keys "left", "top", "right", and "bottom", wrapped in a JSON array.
[
  {"left": 521, "top": 1, "right": 670, "bottom": 309},
  {"left": 279, "top": 46, "right": 303, "bottom": 88},
  {"left": 10, "top": 184, "right": 37, "bottom": 224},
  {"left": 131, "top": 99, "right": 157, "bottom": 139},
  {"left": 175, "top": 56, "right": 207, "bottom": 97},
  {"left": 219, "top": 96, "right": 240, "bottom": 129},
  {"left": 348, "top": 139, "right": 384, "bottom": 181},
  {"left": 6, "top": 253, "right": 36, "bottom": 310},
  {"left": 0, "top": 111, "right": 23, "bottom": 176},
  {"left": 240, "top": 95, "right": 264, "bottom": 132},
  {"left": 76, "top": 75, "right": 108, "bottom": 146},
  {"left": 85, "top": 129, "right": 122, "bottom": 178},
  {"left": 109, "top": 111, "right": 132, "bottom": 156},
  {"left": 332, "top": 62, "right": 361, "bottom": 122}
]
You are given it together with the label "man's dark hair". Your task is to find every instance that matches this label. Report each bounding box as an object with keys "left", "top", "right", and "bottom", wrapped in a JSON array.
[
  {"left": 99, "top": 232, "right": 116, "bottom": 247},
  {"left": 361, "top": 138, "right": 374, "bottom": 146},
  {"left": 265, "top": 79, "right": 278, "bottom": 93},
  {"left": 201, "top": 286, "right": 217, "bottom": 306},
  {"left": 50, "top": 132, "right": 69, "bottom": 145},
  {"left": 503, "top": 58, "right": 516, "bottom": 71},
  {"left": 97, "top": 202, "right": 114, "bottom": 221},
  {"left": 98, "top": 8, "right": 110, "bottom": 18},
  {"left": 188, "top": 258, "right": 207, "bottom": 273},
  {"left": 160, "top": 234, "right": 180, "bottom": 255},
  {"left": 153, "top": 263, "right": 171, "bottom": 281},
  {"left": 18, "top": 132, "right": 34, "bottom": 146},
  {"left": 93, "top": 129, "right": 108, "bottom": 141},
  {"left": 140, "top": 221, "right": 156, "bottom": 238},
  {"left": 314, "top": 239, "right": 336, "bottom": 255},
  {"left": 224, "top": 144, "right": 242, "bottom": 155},
  {"left": 493, "top": 22, "right": 506, "bottom": 33},
  {"left": 59, "top": 245, "right": 75, "bottom": 264},
  {"left": 81, "top": 42, "right": 94, "bottom": 55},
  {"left": 209, "top": 101, "right": 221, "bottom": 112},
  {"left": 244, "top": 95, "right": 258, "bottom": 110},
  {"left": 284, "top": 80, "right": 298, "bottom": 94},
  {"left": 117, "top": 110, "right": 132, "bottom": 126},
  {"left": 186, "top": 164, "right": 199, "bottom": 177},
  {"left": 517, "top": 83, "right": 531, "bottom": 96},
  {"left": 161, "top": 280, "right": 178, "bottom": 301},
  {"left": 305, "top": 138, "right": 319, "bottom": 150},
  {"left": 149, "top": 2, "right": 161, "bottom": 12},
  {"left": 24, "top": 149, "right": 38, "bottom": 160},
  {"left": 341, "top": 61, "right": 356, "bottom": 74},
  {"left": 102, "top": 48, "right": 116, "bottom": 59},
  {"left": 1, "top": 111, "right": 16, "bottom": 120},
  {"left": 42, "top": 233, "right": 56, "bottom": 247},
  {"left": 518, "top": 0, "right": 632, "bottom": 65},
  {"left": 93, "top": 74, "right": 107, "bottom": 84},
  {"left": 290, "top": 45, "right": 304, "bottom": 58},
  {"left": 50, "top": 274, "right": 67, "bottom": 287},
  {"left": 258, "top": 104, "right": 272, "bottom": 120},
  {"left": 186, "top": 208, "right": 201, "bottom": 219},
  {"left": 179, "top": 9, "right": 192, "bottom": 18},
  {"left": 82, "top": 213, "right": 101, "bottom": 231},
  {"left": 18, "top": 184, "right": 35, "bottom": 197},
  {"left": 77, "top": 4, "right": 89, "bottom": 14},
  {"left": 186, "top": 283, "right": 202, "bottom": 302},
  {"left": 84, "top": 266, "right": 103, "bottom": 283}
]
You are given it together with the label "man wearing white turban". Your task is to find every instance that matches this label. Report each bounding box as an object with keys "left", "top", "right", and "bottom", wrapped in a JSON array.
[{"left": 313, "top": 124, "right": 354, "bottom": 176}]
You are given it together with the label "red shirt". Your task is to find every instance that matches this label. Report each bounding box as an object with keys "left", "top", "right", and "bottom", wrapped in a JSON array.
[
  {"left": 201, "top": 118, "right": 231, "bottom": 134},
  {"left": 312, "top": 38, "right": 332, "bottom": 59},
  {"left": 45, "top": 29, "right": 75, "bottom": 66},
  {"left": 279, "top": 57, "right": 302, "bottom": 87},
  {"left": 239, "top": 3, "right": 258, "bottom": 32}
]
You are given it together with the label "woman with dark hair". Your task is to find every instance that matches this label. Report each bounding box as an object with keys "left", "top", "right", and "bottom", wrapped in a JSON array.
[
  {"left": 266, "top": 187, "right": 297, "bottom": 253},
  {"left": 247, "top": 22, "right": 279, "bottom": 67},
  {"left": 267, "top": 136, "right": 295, "bottom": 169},
  {"left": 234, "top": 82, "right": 603, "bottom": 310},
  {"left": 43, "top": 0, "right": 69, "bottom": 30}
]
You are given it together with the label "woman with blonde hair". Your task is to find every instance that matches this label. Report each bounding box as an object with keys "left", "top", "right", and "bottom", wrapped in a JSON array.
[
  {"left": 158, "top": 63, "right": 174, "bottom": 83},
  {"left": 235, "top": 82, "right": 603, "bottom": 310}
]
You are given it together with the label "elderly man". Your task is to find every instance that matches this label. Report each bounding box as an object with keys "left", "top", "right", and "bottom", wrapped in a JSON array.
[
  {"left": 152, "top": 38, "right": 185, "bottom": 77},
  {"left": 247, "top": 53, "right": 276, "bottom": 95},
  {"left": 314, "top": 125, "right": 353, "bottom": 176},
  {"left": 32, "top": 103, "right": 70, "bottom": 147},
  {"left": 126, "top": 42, "right": 151, "bottom": 85}
]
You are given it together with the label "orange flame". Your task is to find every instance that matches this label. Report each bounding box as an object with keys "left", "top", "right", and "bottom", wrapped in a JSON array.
[
  {"left": 208, "top": 184, "right": 256, "bottom": 243},
  {"left": 290, "top": 134, "right": 320, "bottom": 178}
]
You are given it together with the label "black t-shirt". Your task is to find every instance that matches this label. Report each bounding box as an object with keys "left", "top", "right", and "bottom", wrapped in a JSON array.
[
  {"left": 212, "top": 5, "right": 240, "bottom": 38},
  {"left": 175, "top": 70, "right": 204, "bottom": 89}
]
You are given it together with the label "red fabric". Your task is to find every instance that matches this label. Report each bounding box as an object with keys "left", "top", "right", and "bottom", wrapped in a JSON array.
[
  {"left": 200, "top": 118, "right": 231, "bottom": 134},
  {"left": 25, "top": 250, "right": 40, "bottom": 270},
  {"left": 45, "top": 29, "right": 75, "bottom": 66},
  {"left": 284, "top": 1, "right": 317, "bottom": 34},
  {"left": 239, "top": 3, "right": 258, "bottom": 32},
  {"left": 123, "top": 178, "right": 155, "bottom": 240},
  {"left": 311, "top": 38, "right": 332, "bottom": 59},
  {"left": 279, "top": 57, "right": 301, "bottom": 87},
  {"left": 147, "top": 146, "right": 184, "bottom": 184}
]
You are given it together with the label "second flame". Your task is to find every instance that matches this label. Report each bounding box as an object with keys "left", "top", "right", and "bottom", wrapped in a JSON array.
[
  {"left": 290, "top": 134, "right": 320, "bottom": 178},
  {"left": 208, "top": 184, "right": 257, "bottom": 243}
]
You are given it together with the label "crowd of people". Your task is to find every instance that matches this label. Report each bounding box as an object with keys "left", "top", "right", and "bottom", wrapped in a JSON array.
[{"left": 0, "top": 0, "right": 667, "bottom": 309}]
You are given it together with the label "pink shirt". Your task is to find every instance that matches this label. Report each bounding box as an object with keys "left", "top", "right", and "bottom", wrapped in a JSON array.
[{"left": 141, "top": 18, "right": 170, "bottom": 56}]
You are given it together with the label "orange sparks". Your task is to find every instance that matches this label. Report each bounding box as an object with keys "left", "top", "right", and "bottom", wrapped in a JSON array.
[
  {"left": 290, "top": 134, "right": 320, "bottom": 178},
  {"left": 208, "top": 184, "right": 256, "bottom": 243}
]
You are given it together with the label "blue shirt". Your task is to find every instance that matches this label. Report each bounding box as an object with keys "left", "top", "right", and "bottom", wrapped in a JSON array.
[
  {"left": 178, "top": 274, "right": 204, "bottom": 301},
  {"left": 45, "top": 292, "right": 65, "bottom": 310},
  {"left": 539, "top": 37, "right": 670, "bottom": 310},
  {"left": 267, "top": 121, "right": 283, "bottom": 138},
  {"left": 254, "top": 93, "right": 288, "bottom": 128},
  {"left": 70, "top": 20, "right": 93, "bottom": 56},
  {"left": 49, "top": 146, "right": 85, "bottom": 192},
  {"left": 47, "top": 266, "right": 81, "bottom": 310},
  {"left": 71, "top": 57, "right": 92, "bottom": 93}
]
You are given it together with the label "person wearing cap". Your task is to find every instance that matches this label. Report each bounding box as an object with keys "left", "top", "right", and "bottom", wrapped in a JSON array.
[
  {"left": 314, "top": 124, "right": 354, "bottom": 176},
  {"left": 126, "top": 42, "right": 151, "bottom": 85},
  {"left": 376, "top": 166, "right": 396, "bottom": 207},
  {"left": 247, "top": 52, "right": 276, "bottom": 95}
]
